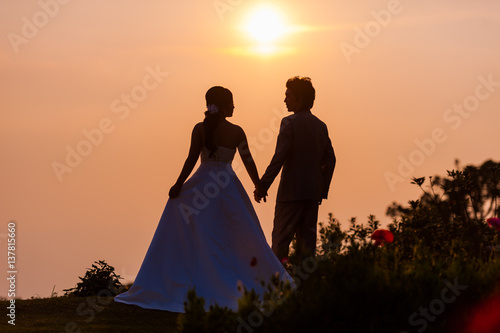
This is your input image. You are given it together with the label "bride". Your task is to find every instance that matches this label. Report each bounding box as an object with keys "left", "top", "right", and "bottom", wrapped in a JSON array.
[{"left": 115, "top": 86, "right": 293, "bottom": 312}]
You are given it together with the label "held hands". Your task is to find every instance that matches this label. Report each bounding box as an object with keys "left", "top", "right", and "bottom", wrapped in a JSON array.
[{"left": 253, "top": 184, "right": 267, "bottom": 203}]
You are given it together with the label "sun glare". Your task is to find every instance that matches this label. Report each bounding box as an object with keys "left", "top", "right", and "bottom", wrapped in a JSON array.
[
  {"left": 244, "top": 4, "right": 287, "bottom": 43},
  {"left": 241, "top": 3, "right": 290, "bottom": 55}
]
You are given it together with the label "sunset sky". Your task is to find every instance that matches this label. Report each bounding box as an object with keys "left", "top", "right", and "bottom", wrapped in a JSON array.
[{"left": 1, "top": 0, "right": 499, "bottom": 299}]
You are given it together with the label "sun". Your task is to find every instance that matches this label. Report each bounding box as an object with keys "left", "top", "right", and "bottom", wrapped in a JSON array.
[{"left": 243, "top": 3, "right": 289, "bottom": 44}]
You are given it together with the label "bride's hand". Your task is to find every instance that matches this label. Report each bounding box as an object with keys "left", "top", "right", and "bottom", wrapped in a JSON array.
[{"left": 169, "top": 183, "right": 183, "bottom": 198}]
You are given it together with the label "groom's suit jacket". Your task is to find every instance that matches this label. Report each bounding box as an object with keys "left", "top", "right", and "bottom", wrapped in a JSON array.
[{"left": 260, "top": 109, "right": 336, "bottom": 202}]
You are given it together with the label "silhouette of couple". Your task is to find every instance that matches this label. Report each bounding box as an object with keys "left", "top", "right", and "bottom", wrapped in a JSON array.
[{"left": 115, "top": 76, "right": 336, "bottom": 312}]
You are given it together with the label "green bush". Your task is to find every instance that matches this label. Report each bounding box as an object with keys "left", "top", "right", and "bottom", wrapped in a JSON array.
[
  {"left": 387, "top": 159, "right": 500, "bottom": 261},
  {"left": 64, "top": 260, "right": 124, "bottom": 297}
]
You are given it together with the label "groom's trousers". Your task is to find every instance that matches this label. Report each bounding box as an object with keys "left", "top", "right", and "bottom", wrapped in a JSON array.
[{"left": 271, "top": 200, "right": 319, "bottom": 263}]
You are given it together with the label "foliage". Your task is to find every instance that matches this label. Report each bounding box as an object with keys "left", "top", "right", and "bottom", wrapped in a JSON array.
[
  {"left": 176, "top": 289, "right": 238, "bottom": 333},
  {"left": 176, "top": 160, "right": 500, "bottom": 333},
  {"left": 63, "top": 260, "right": 124, "bottom": 297},
  {"left": 386, "top": 159, "right": 500, "bottom": 260},
  {"left": 388, "top": 159, "right": 500, "bottom": 222}
]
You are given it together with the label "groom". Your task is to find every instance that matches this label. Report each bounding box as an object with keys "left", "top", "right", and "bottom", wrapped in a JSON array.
[{"left": 254, "top": 76, "right": 336, "bottom": 264}]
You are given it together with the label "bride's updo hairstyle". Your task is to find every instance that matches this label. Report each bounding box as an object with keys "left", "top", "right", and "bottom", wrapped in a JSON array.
[{"left": 204, "top": 86, "right": 233, "bottom": 157}]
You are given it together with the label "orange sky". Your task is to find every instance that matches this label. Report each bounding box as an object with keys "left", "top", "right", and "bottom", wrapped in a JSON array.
[{"left": 1, "top": 0, "right": 500, "bottom": 299}]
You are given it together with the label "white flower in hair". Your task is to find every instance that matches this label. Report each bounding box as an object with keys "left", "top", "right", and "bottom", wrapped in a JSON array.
[{"left": 207, "top": 104, "right": 219, "bottom": 114}]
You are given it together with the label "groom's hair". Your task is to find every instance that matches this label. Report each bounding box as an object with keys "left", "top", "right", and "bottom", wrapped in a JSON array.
[{"left": 286, "top": 76, "right": 315, "bottom": 109}]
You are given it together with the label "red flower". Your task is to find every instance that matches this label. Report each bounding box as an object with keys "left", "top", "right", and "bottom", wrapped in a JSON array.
[
  {"left": 250, "top": 257, "right": 257, "bottom": 267},
  {"left": 487, "top": 217, "right": 500, "bottom": 231},
  {"left": 280, "top": 257, "right": 289, "bottom": 265},
  {"left": 371, "top": 229, "right": 394, "bottom": 246}
]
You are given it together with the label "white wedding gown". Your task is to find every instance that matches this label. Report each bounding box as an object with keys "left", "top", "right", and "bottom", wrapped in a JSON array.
[{"left": 115, "top": 146, "right": 293, "bottom": 312}]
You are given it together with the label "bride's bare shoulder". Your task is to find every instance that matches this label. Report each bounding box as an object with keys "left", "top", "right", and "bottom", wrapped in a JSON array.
[
  {"left": 193, "top": 122, "right": 204, "bottom": 131},
  {"left": 226, "top": 122, "right": 247, "bottom": 143},
  {"left": 224, "top": 120, "right": 243, "bottom": 132},
  {"left": 191, "top": 122, "right": 205, "bottom": 139}
]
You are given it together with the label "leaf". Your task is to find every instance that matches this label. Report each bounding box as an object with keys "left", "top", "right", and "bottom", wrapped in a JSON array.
[{"left": 411, "top": 177, "right": 425, "bottom": 186}]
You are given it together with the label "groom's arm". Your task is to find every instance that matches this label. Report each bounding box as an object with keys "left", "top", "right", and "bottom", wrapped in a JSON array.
[
  {"left": 321, "top": 132, "right": 336, "bottom": 200},
  {"left": 259, "top": 118, "right": 293, "bottom": 193}
]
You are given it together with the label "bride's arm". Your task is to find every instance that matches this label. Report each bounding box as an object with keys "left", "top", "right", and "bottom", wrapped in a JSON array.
[
  {"left": 169, "top": 123, "right": 203, "bottom": 198},
  {"left": 237, "top": 127, "right": 260, "bottom": 188}
]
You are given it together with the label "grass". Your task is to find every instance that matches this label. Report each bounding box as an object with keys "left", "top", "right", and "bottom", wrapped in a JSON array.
[{"left": 0, "top": 296, "right": 179, "bottom": 332}]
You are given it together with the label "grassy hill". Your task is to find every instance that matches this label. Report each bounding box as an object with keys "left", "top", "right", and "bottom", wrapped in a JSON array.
[{"left": 0, "top": 297, "right": 179, "bottom": 333}]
